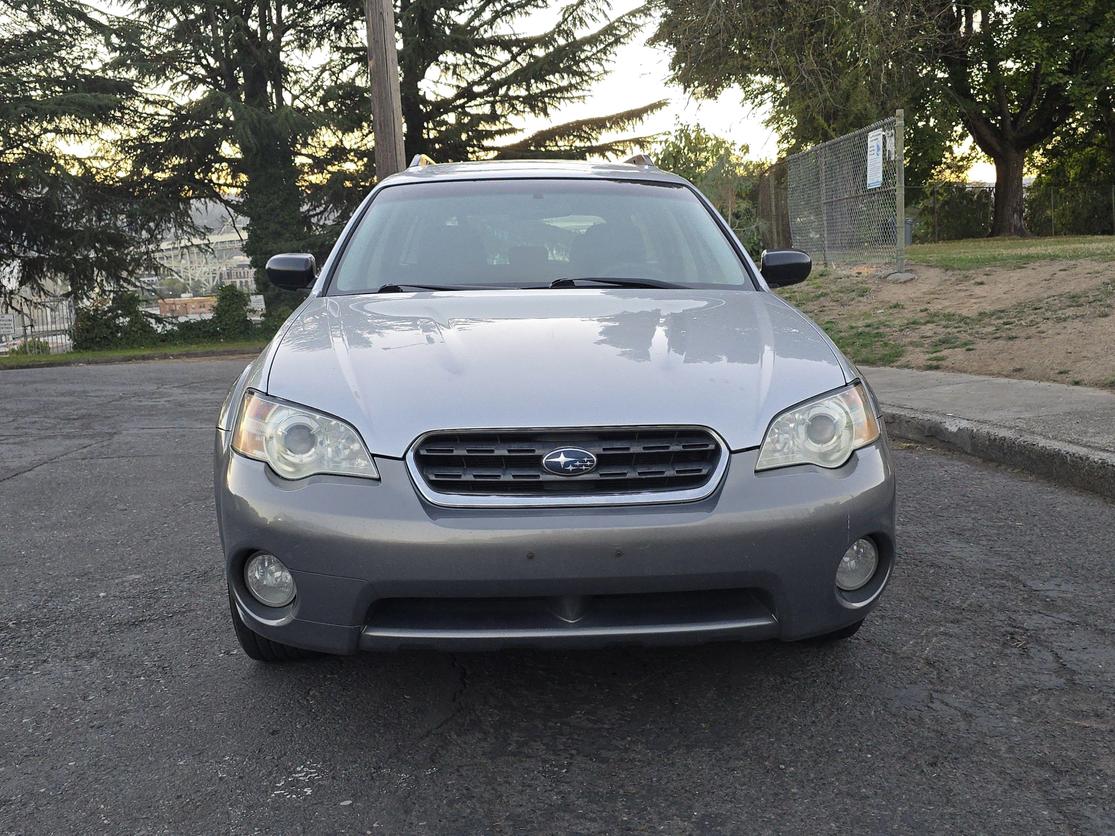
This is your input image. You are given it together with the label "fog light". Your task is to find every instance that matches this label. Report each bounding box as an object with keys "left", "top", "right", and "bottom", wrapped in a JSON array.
[
  {"left": 244, "top": 553, "right": 296, "bottom": 607},
  {"left": 836, "top": 539, "right": 878, "bottom": 591}
]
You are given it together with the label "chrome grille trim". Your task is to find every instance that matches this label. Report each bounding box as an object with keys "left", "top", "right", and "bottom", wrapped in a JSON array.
[{"left": 405, "top": 426, "right": 730, "bottom": 508}]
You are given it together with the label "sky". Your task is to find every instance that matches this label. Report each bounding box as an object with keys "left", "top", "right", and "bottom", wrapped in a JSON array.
[
  {"left": 515, "top": 9, "right": 995, "bottom": 182},
  {"left": 514, "top": 21, "right": 781, "bottom": 162},
  {"left": 510, "top": 3, "right": 781, "bottom": 163}
]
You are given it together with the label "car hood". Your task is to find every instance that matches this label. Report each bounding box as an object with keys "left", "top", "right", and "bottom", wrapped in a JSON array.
[{"left": 266, "top": 289, "right": 849, "bottom": 457}]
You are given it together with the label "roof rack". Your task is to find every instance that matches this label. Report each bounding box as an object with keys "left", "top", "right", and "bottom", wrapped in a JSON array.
[
  {"left": 623, "top": 153, "right": 655, "bottom": 168},
  {"left": 409, "top": 154, "right": 436, "bottom": 168}
]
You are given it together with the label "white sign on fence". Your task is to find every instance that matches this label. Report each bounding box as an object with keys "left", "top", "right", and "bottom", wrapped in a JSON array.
[
  {"left": 0, "top": 313, "right": 15, "bottom": 337},
  {"left": 248, "top": 295, "right": 265, "bottom": 314},
  {"left": 866, "top": 129, "right": 884, "bottom": 189}
]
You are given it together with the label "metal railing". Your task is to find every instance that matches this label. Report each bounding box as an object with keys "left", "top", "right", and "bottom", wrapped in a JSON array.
[{"left": 0, "top": 297, "right": 75, "bottom": 355}]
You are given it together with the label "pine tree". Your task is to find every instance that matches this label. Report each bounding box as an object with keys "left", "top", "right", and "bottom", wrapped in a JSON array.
[
  {"left": 117, "top": 0, "right": 663, "bottom": 306},
  {"left": 112, "top": 1, "right": 351, "bottom": 308},
  {"left": 0, "top": 0, "right": 186, "bottom": 304},
  {"left": 392, "top": 0, "right": 662, "bottom": 161}
]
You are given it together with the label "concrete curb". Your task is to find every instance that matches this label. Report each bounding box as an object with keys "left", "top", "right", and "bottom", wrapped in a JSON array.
[{"left": 882, "top": 404, "right": 1115, "bottom": 502}]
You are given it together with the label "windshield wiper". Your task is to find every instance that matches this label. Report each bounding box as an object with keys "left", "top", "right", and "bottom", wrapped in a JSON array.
[
  {"left": 549, "top": 277, "right": 685, "bottom": 289},
  {"left": 375, "top": 283, "right": 501, "bottom": 293}
]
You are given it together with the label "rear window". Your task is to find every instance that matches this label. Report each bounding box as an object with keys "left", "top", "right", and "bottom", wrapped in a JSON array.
[{"left": 329, "top": 179, "right": 753, "bottom": 293}]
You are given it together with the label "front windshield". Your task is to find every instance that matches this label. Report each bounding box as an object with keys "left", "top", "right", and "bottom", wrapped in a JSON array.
[{"left": 329, "top": 178, "right": 753, "bottom": 293}]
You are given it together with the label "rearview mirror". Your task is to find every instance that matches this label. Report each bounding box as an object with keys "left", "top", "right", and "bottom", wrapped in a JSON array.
[
  {"left": 266, "top": 253, "right": 317, "bottom": 290},
  {"left": 760, "top": 249, "right": 811, "bottom": 288}
]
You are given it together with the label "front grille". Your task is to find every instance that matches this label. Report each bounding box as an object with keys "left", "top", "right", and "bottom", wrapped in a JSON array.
[{"left": 410, "top": 427, "right": 724, "bottom": 500}]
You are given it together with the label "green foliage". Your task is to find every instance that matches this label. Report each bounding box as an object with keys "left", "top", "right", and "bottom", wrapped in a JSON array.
[
  {"left": 10, "top": 338, "right": 51, "bottom": 355},
  {"left": 393, "top": 0, "right": 661, "bottom": 163},
  {"left": 651, "top": 0, "right": 955, "bottom": 191},
  {"left": 1024, "top": 175, "right": 1115, "bottom": 238},
  {"left": 211, "top": 285, "right": 252, "bottom": 340},
  {"left": 72, "top": 293, "right": 159, "bottom": 350},
  {"left": 818, "top": 319, "right": 906, "bottom": 367},
  {"left": 71, "top": 287, "right": 288, "bottom": 351},
  {"left": 931, "top": 1, "right": 1113, "bottom": 235},
  {"left": 0, "top": 0, "right": 192, "bottom": 304},
  {"left": 652, "top": 0, "right": 1115, "bottom": 236},
  {"left": 913, "top": 182, "right": 993, "bottom": 242},
  {"left": 1023, "top": 117, "right": 1115, "bottom": 236},
  {"left": 653, "top": 125, "right": 764, "bottom": 254},
  {"left": 116, "top": 0, "right": 661, "bottom": 309}
]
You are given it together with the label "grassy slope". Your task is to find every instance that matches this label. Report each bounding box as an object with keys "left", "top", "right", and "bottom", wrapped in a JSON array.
[
  {"left": 0, "top": 340, "right": 267, "bottom": 370},
  {"left": 780, "top": 236, "right": 1115, "bottom": 388},
  {"left": 907, "top": 236, "right": 1115, "bottom": 270}
]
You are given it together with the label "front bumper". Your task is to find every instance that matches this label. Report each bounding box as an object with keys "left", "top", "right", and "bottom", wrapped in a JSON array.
[{"left": 216, "top": 434, "right": 897, "bottom": 653}]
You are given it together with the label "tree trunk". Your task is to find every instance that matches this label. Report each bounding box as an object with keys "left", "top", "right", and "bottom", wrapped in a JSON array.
[{"left": 990, "top": 149, "right": 1026, "bottom": 237}]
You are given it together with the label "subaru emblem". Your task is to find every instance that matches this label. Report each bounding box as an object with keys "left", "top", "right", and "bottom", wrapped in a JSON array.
[{"left": 542, "top": 447, "right": 597, "bottom": 476}]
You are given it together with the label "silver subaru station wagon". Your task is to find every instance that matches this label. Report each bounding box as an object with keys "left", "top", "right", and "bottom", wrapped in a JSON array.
[{"left": 215, "top": 156, "right": 896, "bottom": 662}]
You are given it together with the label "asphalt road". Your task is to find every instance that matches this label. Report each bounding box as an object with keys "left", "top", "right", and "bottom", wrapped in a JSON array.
[{"left": 1, "top": 359, "right": 1113, "bottom": 834}]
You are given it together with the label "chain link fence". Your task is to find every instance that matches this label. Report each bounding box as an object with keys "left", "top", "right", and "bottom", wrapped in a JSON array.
[
  {"left": 755, "top": 112, "right": 906, "bottom": 271},
  {"left": 909, "top": 181, "right": 1115, "bottom": 243},
  {"left": 0, "top": 297, "right": 75, "bottom": 355}
]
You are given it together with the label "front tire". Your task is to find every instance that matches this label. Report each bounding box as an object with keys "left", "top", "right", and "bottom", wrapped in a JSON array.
[{"left": 228, "top": 587, "right": 314, "bottom": 662}]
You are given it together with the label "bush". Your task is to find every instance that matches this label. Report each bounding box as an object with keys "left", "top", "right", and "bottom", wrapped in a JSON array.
[
  {"left": 211, "top": 284, "right": 252, "bottom": 340},
  {"left": 10, "top": 338, "right": 51, "bottom": 355},
  {"left": 1024, "top": 178, "right": 1114, "bottom": 236},
  {"left": 69, "top": 285, "right": 277, "bottom": 351},
  {"left": 72, "top": 293, "right": 158, "bottom": 350},
  {"left": 913, "top": 182, "right": 993, "bottom": 243},
  {"left": 165, "top": 317, "right": 217, "bottom": 343}
]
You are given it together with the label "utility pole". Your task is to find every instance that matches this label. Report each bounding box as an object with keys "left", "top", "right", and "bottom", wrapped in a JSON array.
[{"left": 365, "top": 0, "right": 405, "bottom": 179}]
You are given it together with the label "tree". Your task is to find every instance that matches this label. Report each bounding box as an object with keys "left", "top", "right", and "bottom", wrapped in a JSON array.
[
  {"left": 652, "top": 124, "right": 764, "bottom": 253},
  {"left": 651, "top": 0, "right": 955, "bottom": 190},
  {"left": 117, "top": 0, "right": 664, "bottom": 308},
  {"left": 315, "top": 0, "right": 667, "bottom": 214},
  {"left": 113, "top": 0, "right": 351, "bottom": 309},
  {"left": 393, "top": 0, "right": 662, "bottom": 161},
  {"left": 932, "top": 1, "right": 1113, "bottom": 235},
  {"left": 653, "top": 0, "right": 1115, "bottom": 236},
  {"left": 0, "top": 0, "right": 187, "bottom": 305}
]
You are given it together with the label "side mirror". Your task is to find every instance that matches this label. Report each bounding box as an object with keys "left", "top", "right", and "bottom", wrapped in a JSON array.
[
  {"left": 265, "top": 253, "right": 317, "bottom": 290},
  {"left": 760, "top": 249, "right": 811, "bottom": 287}
]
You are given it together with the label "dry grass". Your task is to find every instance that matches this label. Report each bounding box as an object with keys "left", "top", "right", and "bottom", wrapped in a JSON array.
[{"left": 779, "top": 252, "right": 1115, "bottom": 389}]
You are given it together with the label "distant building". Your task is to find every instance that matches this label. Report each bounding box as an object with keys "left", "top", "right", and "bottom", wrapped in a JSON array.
[
  {"left": 159, "top": 296, "right": 217, "bottom": 320},
  {"left": 217, "top": 258, "right": 256, "bottom": 293},
  {"left": 155, "top": 222, "right": 250, "bottom": 294}
]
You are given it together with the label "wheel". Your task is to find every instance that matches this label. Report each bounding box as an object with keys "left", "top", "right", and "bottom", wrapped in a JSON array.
[
  {"left": 228, "top": 587, "right": 315, "bottom": 662},
  {"left": 810, "top": 619, "right": 864, "bottom": 643}
]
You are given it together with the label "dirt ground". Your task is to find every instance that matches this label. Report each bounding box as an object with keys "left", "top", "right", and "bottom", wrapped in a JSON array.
[{"left": 780, "top": 258, "right": 1115, "bottom": 388}]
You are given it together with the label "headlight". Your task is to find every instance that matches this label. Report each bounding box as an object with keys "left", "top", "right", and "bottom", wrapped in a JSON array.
[
  {"left": 756, "top": 383, "right": 880, "bottom": 471},
  {"left": 231, "top": 390, "right": 379, "bottom": 480}
]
